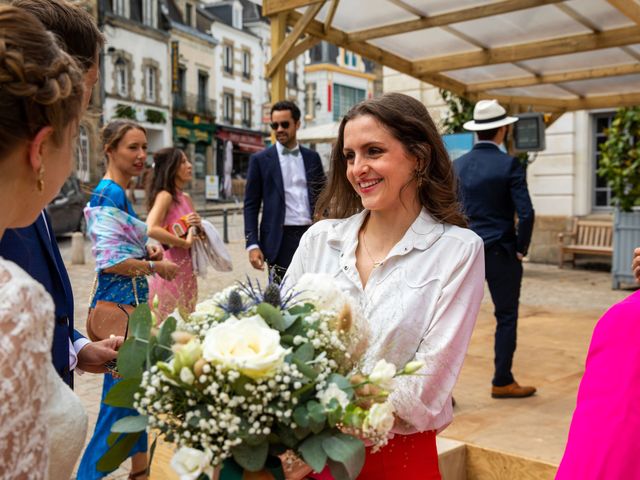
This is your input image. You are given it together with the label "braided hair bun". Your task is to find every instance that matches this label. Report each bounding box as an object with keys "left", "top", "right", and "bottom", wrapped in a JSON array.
[{"left": 0, "top": 5, "right": 84, "bottom": 155}]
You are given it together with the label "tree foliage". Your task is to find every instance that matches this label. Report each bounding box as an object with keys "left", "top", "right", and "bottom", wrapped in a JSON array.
[
  {"left": 597, "top": 106, "right": 640, "bottom": 212},
  {"left": 439, "top": 89, "right": 474, "bottom": 134}
]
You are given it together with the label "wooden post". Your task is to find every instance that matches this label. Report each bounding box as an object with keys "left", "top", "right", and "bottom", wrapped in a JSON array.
[{"left": 270, "top": 12, "right": 286, "bottom": 105}]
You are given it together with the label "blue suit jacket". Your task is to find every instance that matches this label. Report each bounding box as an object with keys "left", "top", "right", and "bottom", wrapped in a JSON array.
[
  {"left": 0, "top": 212, "right": 81, "bottom": 387},
  {"left": 244, "top": 145, "right": 326, "bottom": 263},
  {"left": 454, "top": 143, "right": 535, "bottom": 256}
]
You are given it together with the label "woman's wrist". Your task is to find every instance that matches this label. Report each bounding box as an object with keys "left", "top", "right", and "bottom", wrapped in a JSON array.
[{"left": 148, "top": 260, "right": 155, "bottom": 275}]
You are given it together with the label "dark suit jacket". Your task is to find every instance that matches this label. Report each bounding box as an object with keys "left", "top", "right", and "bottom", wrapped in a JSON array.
[
  {"left": 0, "top": 212, "right": 81, "bottom": 387},
  {"left": 244, "top": 144, "right": 326, "bottom": 264},
  {"left": 454, "top": 143, "right": 535, "bottom": 256}
]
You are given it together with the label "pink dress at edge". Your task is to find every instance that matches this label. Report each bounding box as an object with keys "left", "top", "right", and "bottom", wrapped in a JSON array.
[
  {"left": 148, "top": 190, "right": 197, "bottom": 319},
  {"left": 556, "top": 289, "right": 640, "bottom": 479}
]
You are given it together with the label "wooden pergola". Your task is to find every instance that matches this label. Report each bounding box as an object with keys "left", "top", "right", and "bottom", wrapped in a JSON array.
[{"left": 263, "top": 0, "right": 640, "bottom": 120}]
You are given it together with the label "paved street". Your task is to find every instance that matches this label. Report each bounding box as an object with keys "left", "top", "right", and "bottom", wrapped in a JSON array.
[{"left": 58, "top": 212, "right": 631, "bottom": 478}]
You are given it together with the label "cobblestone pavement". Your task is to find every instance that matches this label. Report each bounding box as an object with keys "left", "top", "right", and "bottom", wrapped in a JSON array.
[{"left": 59, "top": 212, "right": 632, "bottom": 477}]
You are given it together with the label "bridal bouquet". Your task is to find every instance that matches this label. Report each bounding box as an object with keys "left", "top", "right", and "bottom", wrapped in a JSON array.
[{"left": 99, "top": 274, "right": 423, "bottom": 480}]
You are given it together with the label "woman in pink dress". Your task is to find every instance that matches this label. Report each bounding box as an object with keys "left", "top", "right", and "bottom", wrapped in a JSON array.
[
  {"left": 146, "top": 147, "right": 201, "bottom": 319},
  {"left": 556, "top": 289, "right": 640, "bottom": 479}
]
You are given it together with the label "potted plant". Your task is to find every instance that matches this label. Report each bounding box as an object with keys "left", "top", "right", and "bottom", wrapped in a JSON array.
[{"left": 597, "top": 106, "right": 640, "bottom": 288}]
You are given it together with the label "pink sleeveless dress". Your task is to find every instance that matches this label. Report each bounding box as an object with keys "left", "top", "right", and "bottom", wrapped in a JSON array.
[{"left": 148, "top": 190, "right": 197, "bottom": 319}]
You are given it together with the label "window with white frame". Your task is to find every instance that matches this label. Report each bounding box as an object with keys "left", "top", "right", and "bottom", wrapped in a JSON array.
[
  {"left": 224, "top": 45, "right": 233, "bottom": 74},
  {"left": 143, "top": 0, "right": 155, "bottom": 27},
  {"left": 242, "top": 97, "right": 251, "bottom": 127},
  {"left": 223, "top": 93, "right": 234, "bottom": 124},
  {"left": 111, "top": 0, "right": 126, "bottom": 16},
  {"left": 115, "top": 59, "right": 128, "bottom": 97},
  {"left": 242, "top": 51, "right": 251, "bottom": 78},
  {"left": 593, "top": 112, "right": 616, "bottom": 209},
  {"left": 333, "top": 84, "right": 366, "bottom": 121},
  {"left": 76, "top": 126, "right": 90, "bottom": 183},
  {"left": 145, "top": 66, "right": 157, "bottom": 102}
]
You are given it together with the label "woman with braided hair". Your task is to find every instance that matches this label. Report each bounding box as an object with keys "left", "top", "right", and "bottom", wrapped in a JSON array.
[{"left": 0, "top": 5, "right": 87, "bottom": 479}]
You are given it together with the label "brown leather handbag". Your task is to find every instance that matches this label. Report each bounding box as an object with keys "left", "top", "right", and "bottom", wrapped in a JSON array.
[{"left": 86, "top": 275, "right": 140, "bottom": 342}]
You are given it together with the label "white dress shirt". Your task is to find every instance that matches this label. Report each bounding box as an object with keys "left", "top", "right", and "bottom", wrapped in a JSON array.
[
  {"left": 276, "top": 141, "right": 312, "bottom": 226},
  {"left": 284, "top": 209, "right": 485, "bottom": 433}
]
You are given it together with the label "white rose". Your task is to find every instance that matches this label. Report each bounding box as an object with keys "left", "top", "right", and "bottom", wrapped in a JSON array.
[
  {"left": 194, "top": 298, "right": 223, "bottom": 316},
  {"left": 368, "top": 359, "right": 396, "bottom": 390},
  {"left": 293, "top": 273, "right": 350, "bottom": 312},
  {"left": 365, "top": 401, "right": 395, "bottom": 435},
  {"left": 202, "top": 315, "right": 288, "bottom": 379},
  {"left": 171, "top": 446, "right": 214, "bottom": 480},
  {"left": 317, "top": 382, "right": 350, "bottom": 409}
]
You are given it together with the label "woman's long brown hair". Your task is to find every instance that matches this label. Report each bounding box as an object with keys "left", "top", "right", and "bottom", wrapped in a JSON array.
[
  {"left": 315, "top": 92, "right": 467, "bottom": 228},
  {"left": 146, "top": 147, "right": 185, "bottom": 211}
]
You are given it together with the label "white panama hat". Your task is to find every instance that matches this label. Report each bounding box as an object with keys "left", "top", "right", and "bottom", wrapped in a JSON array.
[{"left": 463, "top": 99, "right": 518, "bottom": 131}]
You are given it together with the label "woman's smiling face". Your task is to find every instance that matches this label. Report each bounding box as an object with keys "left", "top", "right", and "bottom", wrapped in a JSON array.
[{"left": 344, "top": 114, "right": 419, "bottom": 214}]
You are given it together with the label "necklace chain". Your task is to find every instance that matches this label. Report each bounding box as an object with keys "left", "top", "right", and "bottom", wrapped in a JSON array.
[{"left": 361, "top": 226, "right": 384, "bottom": 268}]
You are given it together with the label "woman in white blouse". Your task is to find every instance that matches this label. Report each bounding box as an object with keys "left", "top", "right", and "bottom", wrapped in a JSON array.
[{"left": 285, "top": 92, "right": 485, "bottom": 479}]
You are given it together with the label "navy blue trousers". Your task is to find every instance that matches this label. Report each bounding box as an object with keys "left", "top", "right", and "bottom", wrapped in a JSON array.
[
  {"left": 485, "top": 243, "right": 523, "bottom": 387},
  {"left": 269, "top": 225, "right": 309, "bottom": 282}
]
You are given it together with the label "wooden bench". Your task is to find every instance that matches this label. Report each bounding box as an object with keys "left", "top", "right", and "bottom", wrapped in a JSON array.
[{"left": 558, "top": 219, "right": 613, "bottom": 268}]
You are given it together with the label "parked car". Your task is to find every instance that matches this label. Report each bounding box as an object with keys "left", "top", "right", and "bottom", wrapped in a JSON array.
[{"left": 46, "top": 174, "right": 88, "bottom": 237}]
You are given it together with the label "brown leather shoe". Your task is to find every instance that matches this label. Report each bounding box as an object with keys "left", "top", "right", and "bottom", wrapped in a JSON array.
[{"left": 491, "top": 382, "right": 536, "bottom": 399}]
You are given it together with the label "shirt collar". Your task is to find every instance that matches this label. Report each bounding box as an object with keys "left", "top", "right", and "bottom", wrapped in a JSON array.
[
  {"left": 327, "top": 208, "right": 445, "bottom": 257},
  {"left": 276, "top": 141, "right": 300, "bottom": 156}
]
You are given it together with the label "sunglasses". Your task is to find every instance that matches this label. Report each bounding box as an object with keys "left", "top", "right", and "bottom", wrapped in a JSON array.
[{"left": 270, "top": 121, "right": 290, "bottom": 130}]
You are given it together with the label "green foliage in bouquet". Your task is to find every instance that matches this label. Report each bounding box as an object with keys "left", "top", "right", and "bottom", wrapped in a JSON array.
[
  {"left": 99, "top": 278, "right": 423, "bottom": 480},
  {"left": 597, "top": 106, "right": 640, "bottom": 212}
]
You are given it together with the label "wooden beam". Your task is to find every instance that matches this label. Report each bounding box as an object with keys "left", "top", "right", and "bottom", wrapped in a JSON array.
[
  {"left": 270, "top": 12, "right": 287, "bottom": 105},
  {"left": 544, "top": 111, "right": 566, "bottom": 127},
  {"left": 287, "top": 10, "right": 469, "bottom": 96},
  {"left": 284, "top": 35, "right": 321, "bottom": 64},
  {"left": 474, "top": 92, "right": 571, "bottom": 109},
  {"left": 565, "top": 92, "right": 640, "bottom": 110},
  {"left": 348, "top": 0, "right": 564, "bottom": 43},
  {"left": 263, "top": 0, "right": 322, "bottom": 16},
  {"left": 266, "top": 1, "right": 325, "bottom": 78},
  {"left": 466, "top": 63, "right": 640, "bottom": 92},
  {"left": 324, "top": 0, "right": 339, "bottom": 33},
  {"left": 607, "top": 0, "right": 640, "bottom": 26},
  {"left": 414, "top": 26, "right": 640, "bottom": 74}
]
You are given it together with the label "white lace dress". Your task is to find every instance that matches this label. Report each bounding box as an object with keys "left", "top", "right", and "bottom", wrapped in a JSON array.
[{"left": 0, "top": 258, "right": 88, "bottom": 479}]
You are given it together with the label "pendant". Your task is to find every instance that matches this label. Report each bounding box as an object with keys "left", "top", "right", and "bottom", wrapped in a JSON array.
[{"left": 373, "top": 261, "right": 383, "bottom": 268}]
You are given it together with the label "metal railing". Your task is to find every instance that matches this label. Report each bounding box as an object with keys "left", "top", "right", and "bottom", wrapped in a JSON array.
[{"left": 173, "top": 93, "right": 217, "bottom": 118}]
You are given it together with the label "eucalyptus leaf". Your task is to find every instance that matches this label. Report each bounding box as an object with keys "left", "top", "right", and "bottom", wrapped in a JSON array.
[
  {"left": 97, "top": 432, "right": 142, "bottom": 472},
  {"left": 299, "top": 432, "right": 330, "bottom": 473},
  {"left": 293, "top": 358, "right": 319, "bottom": 380},
  {"left": 293, "top": 342, "right": 315, "bottom": 363},
  {"left": 103, "top": 377, "right": 142, "bottom": 408},
  {"left": 322, "top": 433, "right": 365, "bottom": 480},
  {"left": 257, "top": 303, "right": 286, "bottom": 331},
  {"left": 111, "top": 414, "right": 148, "bottom": 433},
  {"left": 130, "top": 304, "right": 152, "bottom": 340},
  {"left": 231, "top": 440, "right": 268, "bottom": 472},
  {"left": 282, "top": 312, "right": 299, "bottom": 330},
  {"left": 293, "top": 406, "right": 310, "bottom": 428},
  {"left": 157, "top": 316, "right": 177, "bottom": 346},
  {"left": 327, "top": 374, "right": 354, "bottom": 399},
  {"left": 288, "top": 303, "right": 314, "bottom": 316},
  {"left": 117, "top": 337, "right": 147, "bottom": 379}
]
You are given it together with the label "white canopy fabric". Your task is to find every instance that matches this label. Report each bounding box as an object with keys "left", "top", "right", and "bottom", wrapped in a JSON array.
[
  {"left": 297, "top": 121, "right": 340, "bottom": 143},
  {"left": 265, "top": 0, "right": 640, "bottom": 113}
]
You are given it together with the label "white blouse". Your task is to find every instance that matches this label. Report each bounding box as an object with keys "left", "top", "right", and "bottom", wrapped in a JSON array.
[{"left": 285, "top": 208, "right": 485, "bottom": 434}]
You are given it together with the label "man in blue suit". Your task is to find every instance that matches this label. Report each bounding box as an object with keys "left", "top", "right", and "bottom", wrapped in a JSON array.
[
  {"left": 0, "top": 0, "right": 122, "bottom": 388},
  {"left": 454, "top": 99, "right": 536, "bottom": 399},
  {"left": 244, "top": 101, "right": 326, "bottom": 280}
]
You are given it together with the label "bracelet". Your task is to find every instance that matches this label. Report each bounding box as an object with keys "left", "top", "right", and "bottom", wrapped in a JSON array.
[{"left": 148, "top": 261, "right": 155, "bottom": 275}]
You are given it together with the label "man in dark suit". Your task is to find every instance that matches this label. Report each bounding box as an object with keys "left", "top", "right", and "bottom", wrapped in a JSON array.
[
  {"left": 0, "top": 0, "right": 122, "bottom": 388},
  {"left": 244, "top": 101, "right": 326, "bottom": 279},
  {"left": 454, "top": 99, "right": 536, "bottom": 399}
]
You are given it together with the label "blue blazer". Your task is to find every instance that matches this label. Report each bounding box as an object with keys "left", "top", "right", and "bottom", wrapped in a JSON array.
[
  {"left": 244, "top": 145, "right": 326, "bottom": 264},
  {"left": 0, "top": 212, "right": 81, "bottom": 387},
  {"left": 454, "top": 143, "right": 535, "bottom": 256}
]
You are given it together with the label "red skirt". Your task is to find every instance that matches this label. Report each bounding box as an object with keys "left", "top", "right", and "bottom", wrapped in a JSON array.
[{"left": 310, "top": 431, "right": 441, "bottom": 480}]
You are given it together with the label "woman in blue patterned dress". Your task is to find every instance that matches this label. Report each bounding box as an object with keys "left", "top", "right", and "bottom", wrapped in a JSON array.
[{"left": 78, "top": 120, "right": 178, "bottom": 480}]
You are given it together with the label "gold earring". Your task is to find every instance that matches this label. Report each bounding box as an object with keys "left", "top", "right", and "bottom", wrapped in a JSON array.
[
  {"left": 415, "top": 169, "right": 425, "bottom": 188},
  {"left": 37, "top": 165, "right": 45, "bottom": 193}
]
